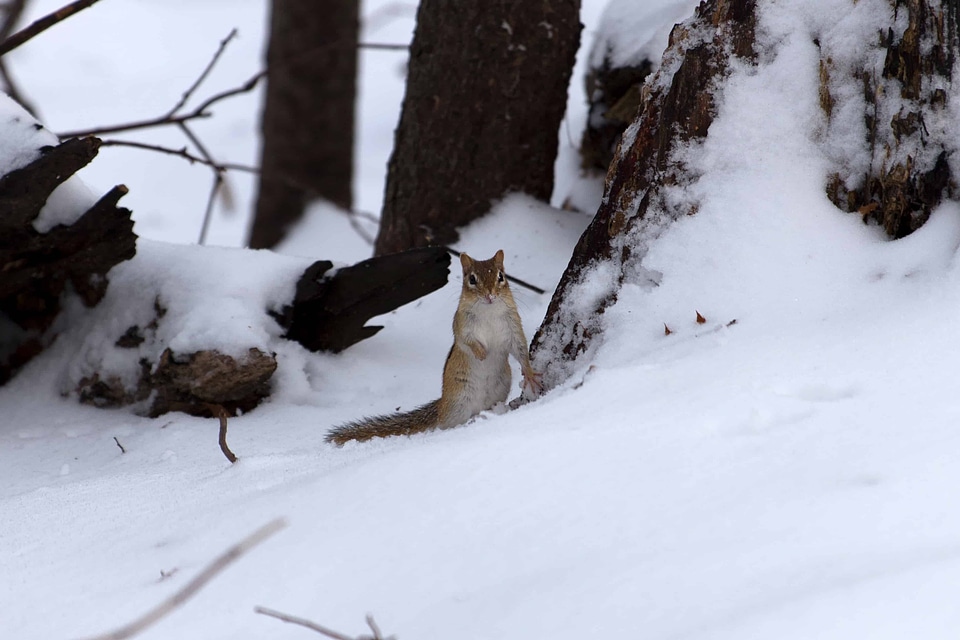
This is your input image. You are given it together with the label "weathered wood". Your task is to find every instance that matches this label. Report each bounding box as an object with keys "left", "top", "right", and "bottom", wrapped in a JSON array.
[
  {"left": 148, "top": 348, "right": 277, "bottom": 418},
  {"left": 277, "top": 246, "right": 451, "bottom": 353},
  {"left": 374, "top": 0, "right": 582, "bottom": 255},
  {"left": 531, "top": 0, "right": 757, "bottom": 388},
  {"left": 0, "top": 137, "right": 137, "bottom": 383}
]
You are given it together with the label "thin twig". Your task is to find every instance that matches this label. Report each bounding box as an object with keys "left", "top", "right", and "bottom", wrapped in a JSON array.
[
  {"left": 57, "top": 61, "right": 264, "bottom": 140},
  {"left": 179, "top": 121, "right": 227, "bottom": 245},
  {"left": 77, "top": 518, "right": 287, "bottom": 640},
  {"left": 0, "top": 0, "right": 38, "bottom": 114},
  {"left": 365, "top": 615, "right": 392, "bottom": 640},
  {"left": 255, "top": 607, "right": 393, "bottom": 640},
  {"left": 0, "top": 0, "right": 103, "bottom": 56},
  {"left": 98, "top": 139, "right": 259, "bottom": 174},
  {"left": 188, "top": 68, "right": 265, "bottom": 119},
  {"left": 166, "top": 28, "right": 238, "bottom": 118},
  {"left": 444, "top": 247, "right": 546, "bottom": 295},
  {"left": 112, "top": 436, "right": 126, "bottom": 454},
  {"left": 210, "top": 404, "right": 237, "bottom": 464},
  {"left": 98, "top": 138, "right": 379, "bottom": 246}
]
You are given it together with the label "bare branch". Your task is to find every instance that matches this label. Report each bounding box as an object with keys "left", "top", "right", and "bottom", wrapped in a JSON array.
[
  {"left": 112, "top": 436, "right": 126, "bottom": 454},
  {"left": 255, "top": 607, "right": 394, "bottom": 640},
  {"left": 0, "top": 0, "right": 104, "bottom": 57},
  {"left": 0, "top": 57, "right": 38, "bottom": 115},
  {"left": 166, "top": 28, "right": 238, "bottom": 118},
  {"left": 57, "top": 112, "right": 207, "bottom": 140},
  {"left": 57, "top": 32, "right": 263, "bottom": 141},
  {"left": 188, "top": 68, "right": 265, "bottom": 118},
  {"left": 358, "top": 42, "right": 407, "bottom": 51},
  {"left": 76, "top": 518, "right": 286, "bottom": 640},
  {"left": 178, "top": 121, "right": 227, "bottom": 245},
  {"left": 0, "top": 0, "right": 29, "bottom": 42},
  {"left": 98, "top": 139, "right": 259, "bottom": 174}
]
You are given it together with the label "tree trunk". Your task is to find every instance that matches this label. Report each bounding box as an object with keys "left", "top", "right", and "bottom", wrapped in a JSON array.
[
  {"left": 374, "top": 0, "right": 581, "bottom": 256},
  {"left": 530, "top": 0, "right": 758, "bottom": 389},
  {"left": 249, "top": 0, "right": 359, "bottom": 249}
]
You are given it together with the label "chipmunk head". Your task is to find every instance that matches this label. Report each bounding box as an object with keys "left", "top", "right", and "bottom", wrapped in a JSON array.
[{"left": 460, "top": 249, "right": 508, "bottom": 305}]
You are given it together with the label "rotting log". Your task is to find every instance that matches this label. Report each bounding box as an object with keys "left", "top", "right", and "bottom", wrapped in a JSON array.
[
  {"left": 276, "top": 246, "right": 451, "bottom": 353},
  {"left": 0, "top": 136, "right": 137, "bottom": 383}
]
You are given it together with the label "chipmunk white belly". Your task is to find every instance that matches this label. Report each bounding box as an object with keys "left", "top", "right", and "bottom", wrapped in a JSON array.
[{"left": 458, "top": 301, "right": 514, "bottom": 419}]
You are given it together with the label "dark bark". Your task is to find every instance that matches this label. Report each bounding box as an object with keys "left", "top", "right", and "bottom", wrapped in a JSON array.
[
  {"left": 375, "top": 0, "right": 582, "bottom": 255},
  {"left": 580, "top": 57, "right": 652, "bottom": 172},
  {"left": 249, "top": 0, "right": 359, "bottom": 249},
  {"left": 0, "top": 136, "right": 137, "bottom": 383},
  {"left": 823, "top": 0, "right": 960, "bottom": 237},
  {"left": 531, "top": 0, "right": 757, "bottom": 388},
  {"left": 276, "top": 246, "right": 451, "bottom": 353}
]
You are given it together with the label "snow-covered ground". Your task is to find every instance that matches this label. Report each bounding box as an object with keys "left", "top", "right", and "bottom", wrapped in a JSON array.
[{"left": 4, "top": 1, "right": 960, "bottom": 639}]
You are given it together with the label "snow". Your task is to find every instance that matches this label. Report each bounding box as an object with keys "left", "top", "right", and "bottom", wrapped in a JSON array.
[
  {"left": 4, "top": 1, "right": 960, "bottom": 639},
  {"left": 590, "top": 0, "right": 699, "bottom": 70},
  {"left": 0, "top": 92, "right": 98, "bottom": 232}
]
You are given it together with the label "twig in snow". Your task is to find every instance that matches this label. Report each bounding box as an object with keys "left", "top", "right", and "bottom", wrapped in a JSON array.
[
  {"left": 255, "top": 607, "right": 395, "bottom": 640},
  {"left": 76, "top": 518, "right": 286, "bottom": 640},
  {"left": 0, "top": 0, "right": 104, "bottom": 57},
  {"left": 209, "top": 403, "right": 237, "bottom": 464},
  {"left": 112, "top": 436, "right": 126, "bottom": 454}
]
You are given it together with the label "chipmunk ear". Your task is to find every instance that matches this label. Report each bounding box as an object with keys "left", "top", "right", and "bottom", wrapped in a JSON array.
[
  {"left": 460, "top": 253, "right": 473, "bottom": 270},
  {"left": 494, "top": 249, "right": 504, "bottom": 266}
]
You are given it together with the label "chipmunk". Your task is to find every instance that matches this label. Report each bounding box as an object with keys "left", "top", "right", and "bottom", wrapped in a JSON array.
[{"left": 326, "top": 250, "right": 542, "bottom": 445}]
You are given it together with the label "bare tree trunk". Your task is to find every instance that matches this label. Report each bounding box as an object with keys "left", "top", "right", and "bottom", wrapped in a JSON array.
[
  {"left": 374, "top": 0, "right": 581, "bottom": 256},
  {"left": 249, "top": 0, "right": 358, "bottom": 249}
]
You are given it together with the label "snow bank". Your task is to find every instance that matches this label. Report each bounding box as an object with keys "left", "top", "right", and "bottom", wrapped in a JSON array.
[{"left": 5, "top": 1, "right": 960, "bottom": 639}]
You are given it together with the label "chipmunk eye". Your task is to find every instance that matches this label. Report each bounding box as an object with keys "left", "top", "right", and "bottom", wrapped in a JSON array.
[
  {"left": 468, "top": 274, "right": 478, "bottom": 286},
  {"left": 497, "top": 271, "right": 504, "bottom": 283}
]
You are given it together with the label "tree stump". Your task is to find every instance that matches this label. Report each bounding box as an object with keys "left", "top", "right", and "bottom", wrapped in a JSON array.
[
  {"left": 530, "top": 0, "right": 757, "bottom": 388},
  {"left": 822, "top": 0, "right": 959, "bottom": 237}
]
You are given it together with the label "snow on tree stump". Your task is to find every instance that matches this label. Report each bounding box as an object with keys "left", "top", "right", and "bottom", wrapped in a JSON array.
[
  {"left": 821, "top": 0, "right": 958, "bottom": 237},
  {"left": 532, "top": 0, "right": 960, "bottom": 391},
  {"left": 531, "top": 0, "right": 758, "bottom": 388}
]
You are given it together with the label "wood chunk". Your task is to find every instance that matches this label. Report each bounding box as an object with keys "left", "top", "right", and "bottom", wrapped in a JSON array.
[{"left": 277, "top": 246, "right": 451, "bottom": 353}]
